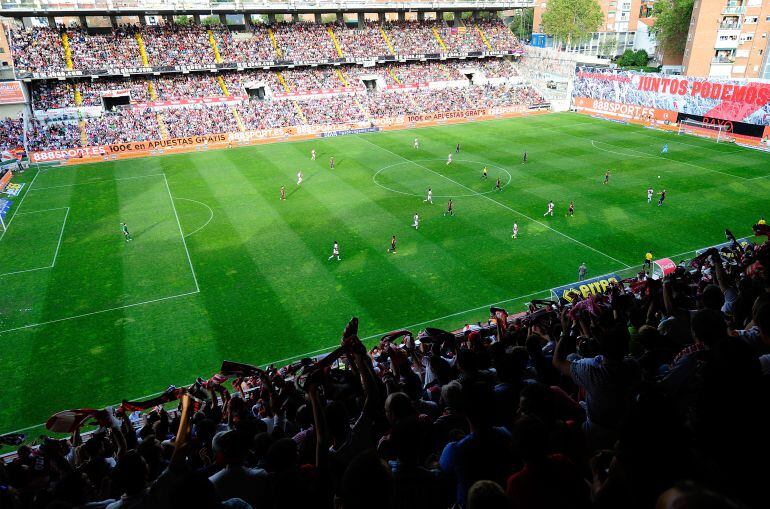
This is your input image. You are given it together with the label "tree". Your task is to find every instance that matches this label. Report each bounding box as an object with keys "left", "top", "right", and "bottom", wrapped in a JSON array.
[
  {"left": 633, "top": 49, "right": 649, "bottom": 67},
  {"left": 651, "top": 0, "right": 694, "bottom": 55},
  {"left": 618, "top": 49, "right": 636, "bottom": 66},
  {"left": 509, "top": 8, "right": 534, "bottom": 40},
  {"left": 540, "top": 0, "right": 603, "bottom": 49}
]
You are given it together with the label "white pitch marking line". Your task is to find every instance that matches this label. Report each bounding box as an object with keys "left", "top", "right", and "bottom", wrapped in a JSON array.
[
  {"left": 0, "top": 290, "right": 200, "bottom": 335},
  {"left": 30, "top": 173, "right": 166, "bottom": 191},
  {"left": 50, "top": 207, "right": 70, "bottom": 268},
  {"left": 356, "top": 135, "right": 631, "bottom": 268},
  {"left": 16, "top": 207, "right": 70, "bottom": 215},
  {"left": 372, "top": 159, "right": 512, "bottom": 198},
  {"left": 163, "top": 175, "right": 200, "bottom": 293},
  {"left": 0, "top": 168, "right": 40, "bottom": 242},
  {"left": 590, "top": 138, "right": 749, "bottom": 180},
  {"left": 173, "top": 197, "right": 215, "bottom": 238},
  {"left": 0, "top": 208, "right": 68, "bottom": 277}
]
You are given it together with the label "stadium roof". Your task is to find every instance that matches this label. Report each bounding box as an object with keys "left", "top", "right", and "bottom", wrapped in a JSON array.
[{"left": 0, "top": 0, "right": 534, "bottom": 17}]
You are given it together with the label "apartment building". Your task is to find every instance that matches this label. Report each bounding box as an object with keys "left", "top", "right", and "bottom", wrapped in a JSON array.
[
  {"left": 531, "top": 0, "right": 652, "bottom": 57},
  {"left": 683, "top": 0, "right": 770, "bottom": 79}
]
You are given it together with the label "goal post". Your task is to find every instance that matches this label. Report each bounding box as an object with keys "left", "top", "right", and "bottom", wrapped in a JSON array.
[{"left": 678, "top": 119, "right": 729, "bottom": 143}]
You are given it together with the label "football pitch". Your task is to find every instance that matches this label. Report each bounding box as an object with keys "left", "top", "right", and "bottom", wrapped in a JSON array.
[{"left": 2, "top": 111, "right": 769, "bottom": 437}]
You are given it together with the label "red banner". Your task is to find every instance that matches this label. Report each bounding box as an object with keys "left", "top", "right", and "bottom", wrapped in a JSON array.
[{"left": 0, "top": 82, "right": 24, "bottom": 104}]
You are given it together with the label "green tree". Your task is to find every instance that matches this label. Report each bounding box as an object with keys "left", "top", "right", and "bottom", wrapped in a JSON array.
[
  {"left": 541, "top": 0, "right": 603, "bottom": 48},
  {"left": 618, "top": 49, "right": 635, "bottom": 66},
  {"left": 651, "top": 0, "right": 694, "bottom": 55},
  {"left": 509, "top": 8, "right": 534, "bottom": 40},
  {"left": 633, "top": 49, "right": 649, "bottom": 66}
]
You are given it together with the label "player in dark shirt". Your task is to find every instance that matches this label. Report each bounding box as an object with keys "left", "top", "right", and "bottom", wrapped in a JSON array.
[
  {"left": 330, "top": 157, "right": 334, "bottom": 169},
  {"left": 658, "top": 189, "right": 666, "bottom": 206},
  {"left": 604, "top": 170, "right": 610, "bottom": 184},
  {"left": 568, "top": 201, "right": 574, "bottom": 217},
  {"left": 495, "top": 178, "right": 502, "bottom": 192},
  {"left": 444, "top": 199, "right": 454, "bottom": 216},
  {"left": 456, "top": 143, "right": 460, "bottom": 153},
  {"left": 387, "top": 235, "right": 397, "bottom": 253}
]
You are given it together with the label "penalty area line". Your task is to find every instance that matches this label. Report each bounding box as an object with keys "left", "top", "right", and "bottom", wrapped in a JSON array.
[{"left": 0, "top": 290, "right": 200, "bottom": 335}]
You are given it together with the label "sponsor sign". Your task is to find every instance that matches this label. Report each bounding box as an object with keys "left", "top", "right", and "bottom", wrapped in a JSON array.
[
  {"left": 3, "top": 183, "right": 24, "bottom": 197},
  {"left": 677, "top": 112, "right": 765, "bottom": 139},
  {"left": 320, "top": 126, "right": 380, "bottom": 138},
  {"left": 550, "top": 273, "right": 621, "bottom": 302},
  {"left": 574, "top": 97, "right": 675, "bottom": 123},
  {"left": 0, "top": 82, "right": 25, "bottom": 104},
  {"left": 0, "top": 198, "right": 11, "bottom": 221},
  {"left": 573, "top": 67, "right": 770, "bottom": 127}
]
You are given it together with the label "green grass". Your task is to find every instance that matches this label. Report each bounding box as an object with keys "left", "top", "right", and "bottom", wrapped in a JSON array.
[{"left": 2, "top": 111, "right": 769, "bottom": 439}]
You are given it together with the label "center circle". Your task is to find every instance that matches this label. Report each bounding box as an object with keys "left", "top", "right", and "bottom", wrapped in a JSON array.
[{"left": 372, "top": 159, "right": 513, "bottom": 198}]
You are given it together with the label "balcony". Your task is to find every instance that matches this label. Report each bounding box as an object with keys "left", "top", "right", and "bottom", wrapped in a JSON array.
[
  {"left": 712, "top": 56, "right": 736, "bottom": 64},
  {"left": 715, "top": 36, "right": 739, "bottom": 49},
  {"left": 718, "top": 22, "right": 742, "bottom": 30},
  {"left": 722, "top": 6, "right": 746, "bottom": 15}
]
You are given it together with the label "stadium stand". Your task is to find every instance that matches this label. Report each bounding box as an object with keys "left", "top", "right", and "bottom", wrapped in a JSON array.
[{"left": 2, "top": 233, "right": 769, "bottom": 509}]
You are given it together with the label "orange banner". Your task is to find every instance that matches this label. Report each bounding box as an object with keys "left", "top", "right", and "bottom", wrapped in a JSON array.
[
  {"left": 0, "top": 82, "right": 25, "bottom": 104},
  {"left": 574, "top": 97, "right": 676, "bottom": 123},
  {"left": 0, "top": 170, "right": 12, "bottom": 192}
]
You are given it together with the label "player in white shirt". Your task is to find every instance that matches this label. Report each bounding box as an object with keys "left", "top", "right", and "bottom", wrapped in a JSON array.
[
  {"left": 412, "top": 213, "right": 420, "bottom": 229},
  {"left": 544, "top": 200, "right": 554, "bottom": 217},
  {"left": 311, "top": 149, "right": 316, "bottom": 160},
  {"left": 297, "top": 171, "right": 303, "bottom": 185},
  {"left": 512, "top": 222, "right": 518, "bottom": 239},
  {"left": 647, "top": 187, "right": 654, "bottom": 203},
  {"left": 446, "top": 153, "right": 452, "bottom": 165},
  {"left": 328, "top": 241, "right": 340, "bottom": 261},
  {"left": 424, "top": 187, "right": 433, "bottom": 204},
  {"left": 413, "top": 138, "right": 419, "bottom": 149}
]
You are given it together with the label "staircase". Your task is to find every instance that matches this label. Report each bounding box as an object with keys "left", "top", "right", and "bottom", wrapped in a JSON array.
[
  {"left": 379, "top": 26, "right": 396, "bottom": 55},
  {"left": 268, "top": 28, "right": 282, "bottom": 57},
  {"left": 387, "top": 68, "right": 402, "bottom": 85},
  {"left": 78, "top": 120, "right": 87, "bottom": 147},
  {"left": 208, "top": 29, "right": 223, "bottom": 63},
  {"left": 431, "top": 27, "right": 448, "bottom": 51},
  {"left": 147, "top": 80, "right": 158, "bottom": 101},
  {"left": 334, "top": 68, "right": 349, "bottom": 87},
  {"left": 72, "top": 83, "right": 83, "bottom": 106},
  {"left": 327, "top": 26, "right": 344, "bottom": 58},
  {"left": 156, "top": 113, "right": 169, "bottom": 139},
  {"left": 216, "top": 75, "right": 245, "bottom": 132},
  {"left": 276, "top": 71, "right": 292, "bottom": 93},
  {"left": 475, "top": 25, "right": 493, "bottom": 52},
  {"left": 135, "top": 32, "right": 150, "bottom": 66},
  {"left": 61, "top": 32, "right": 74, "bottom": 70}
]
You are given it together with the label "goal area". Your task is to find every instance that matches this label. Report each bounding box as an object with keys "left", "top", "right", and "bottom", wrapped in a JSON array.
[{"left": 678, "top": 119, "right": 729, "bottom": 143}]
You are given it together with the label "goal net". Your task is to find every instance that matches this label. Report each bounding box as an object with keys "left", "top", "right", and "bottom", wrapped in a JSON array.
[{"left": 678, "top": 119, "right": 729, "bottom": 143}]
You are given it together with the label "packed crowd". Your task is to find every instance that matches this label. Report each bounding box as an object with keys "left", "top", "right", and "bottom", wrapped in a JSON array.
[
  {"left": 0, "top": 119, "right": 24, "bottom": 154},
  {"left": 85, "top": 109, "right": 161, "bottom": 146},
  {"left": 3, "top": 228, "right": 770, "bottom": 509},
  {"left": 66, "top": 27, "right": 143, "bottom": 71},
  {"left": 26, "top": 119, "right": 81, "bottom": 151},
  {"left": 366, "top": 84, "right": 544, "bottom": 118},
  {"left": 9, "top": 20, "right": 521, "bottom": 74},
  {"left": 236, "top": 99, "right": 302, "bottom": 131},
  {"left": 271, "top": 22, "right": 340, "bottom": 62},
  {"left": 213, "top": 26, "right": 276, "bottom": 63},
  {"left": 29, "top": 59, "right": 524, "bottom": 111},
  {"left": 334, "top": 21, "right": 390, "bottom": 59},
  {"left": 8, "top": 26, "right": 66, "bottom": 73},
  {"left": 23, "top": 78, "right": 542, "bottom": 150},
  {"left": 163, "top": 104, "right": 239, "bottom": 138},
  {"left": 141, "top": 24, "right": 215, "bottom": 68}
]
